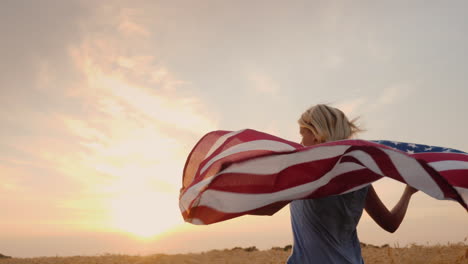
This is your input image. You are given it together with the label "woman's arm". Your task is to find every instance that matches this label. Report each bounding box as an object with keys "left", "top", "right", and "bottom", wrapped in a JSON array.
[{"left": 364, "top": 184, "right": 418, "bottom": 233}]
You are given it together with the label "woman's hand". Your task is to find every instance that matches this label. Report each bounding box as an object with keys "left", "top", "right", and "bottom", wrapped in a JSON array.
[
  {"left": 404, "top": 185, "right": 419, "bottom": 196},
  {"left": 365, "top": 184, "right": 417, "bottom": 233}
]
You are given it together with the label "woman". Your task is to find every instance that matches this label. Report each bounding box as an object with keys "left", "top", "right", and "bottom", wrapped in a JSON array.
[{"left": 287, "top": 104, "right": 418, "bottom": 264}]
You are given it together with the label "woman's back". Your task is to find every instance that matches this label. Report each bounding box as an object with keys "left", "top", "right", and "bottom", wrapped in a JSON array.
[
  {"left": 287, "top": 186, "right": 369, "bottom": 264},
  {"left": 288, "top": 104, "right": 417, "bottom": 263}
]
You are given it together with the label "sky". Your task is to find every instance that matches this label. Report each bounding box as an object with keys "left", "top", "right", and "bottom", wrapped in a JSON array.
[{"left": 1, "top": 0, "right": 467, "bottom": 258}]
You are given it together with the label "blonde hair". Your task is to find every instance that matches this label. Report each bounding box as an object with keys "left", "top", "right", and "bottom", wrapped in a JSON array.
[{"left": 298, "top": 104, "right": 363, "bottom": 143}]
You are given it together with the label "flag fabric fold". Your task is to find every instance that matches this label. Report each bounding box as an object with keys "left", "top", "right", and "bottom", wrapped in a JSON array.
[{"left": 179, "top": 129, "right": 468, "bottom": 225}]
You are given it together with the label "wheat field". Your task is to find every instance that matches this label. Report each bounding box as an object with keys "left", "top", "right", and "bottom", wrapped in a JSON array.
[{"left": 0, "top": 244, "right": 467, "bottom": 264}]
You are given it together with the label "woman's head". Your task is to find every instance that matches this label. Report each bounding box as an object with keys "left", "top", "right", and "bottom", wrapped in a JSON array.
[{"left": 298, "top": 104, "right": 362, "bottom": 146}]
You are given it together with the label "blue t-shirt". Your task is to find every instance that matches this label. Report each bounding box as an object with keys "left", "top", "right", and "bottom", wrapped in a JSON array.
[{"left": 287, "top": 186, "right": 369, "bottom": 264}]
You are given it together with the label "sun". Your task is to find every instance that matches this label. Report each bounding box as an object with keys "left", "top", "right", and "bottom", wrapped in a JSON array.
[{"left": 108, "top": 192, "right": 183, "bottom": 239}]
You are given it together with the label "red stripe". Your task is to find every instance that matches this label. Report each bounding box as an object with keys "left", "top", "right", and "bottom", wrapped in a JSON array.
[
  {"left": 185, "top": 171, "right": 382, "bottom": 223},
  {"left": 193, "top": 149, "right": 282, "bottom": 188},
  {"left": 202, "top": 144, "right": 412, "bottom": 194},
  {"left": 188, "top": 145, "right": 439, "bottom": 195},
  {"left": 340, "top": 155, "right": 364, "bottom": 166},
  {"left": 238, "top": 129, "right": 302, "bottom": 148},
  {"left": 181, "top": 130, "right": 468, "bottom": 224},
  {"left": 192, "top": 130, "right": 300, "bottom": 186},
  {"left": 417, "top": 160, "right": 466, "bottom": 207},
  {"left": 182, "top": 130, "right": 231, "bottom": 190},
  {"left": 186, "top": 201, "right": 290, "bottom": 225},
  {"left": 412, "top": 152, "right": 468, "bottom": 162},
  {"left": 199, "top": 129, "right": 300, "bottom": 170},
  {"left": 344, "top": 146, "right": 406, "bottom": 183},
  {"left": 207, "top": 156, "right": 342, "bottom": 193},
  {"left": 303, "top": 169, "right": 382, "bottom": 198},
  {"left": 439, "top": 170, "right": 468, "bottom": 187}
]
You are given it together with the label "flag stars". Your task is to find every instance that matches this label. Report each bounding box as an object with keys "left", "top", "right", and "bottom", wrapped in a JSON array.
[
  {"left": 406, "top": 150, "right": 415, "bottom": 154},
  {"left": 424, "top": 147, "right": 433, "bottom": 151},
  {"left": 408, "top": 143, "right": 417, "bottom": 148}
]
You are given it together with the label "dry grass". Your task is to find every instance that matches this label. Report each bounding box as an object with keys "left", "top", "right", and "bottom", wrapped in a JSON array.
[
  {"left": 361, "top": 243, "right": 468, "bottom": 264},
  {"left": 1, "top": 244, "right": 467, "bottom": 264}
]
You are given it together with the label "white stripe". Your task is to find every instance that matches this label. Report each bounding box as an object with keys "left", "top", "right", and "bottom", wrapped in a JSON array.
[
  {"left": 383, "top": 149, "right": 445, "bottom": 199},
  {"left": 181, "top": 130, "right": 248, "bottom": 211},
  {"left": 453, "top": 186, "right": 468, "bottom": 206},
  {"left": 189, "top": 218, "right": 205, "bottom": 225},
  {"left": 428, "top": 160, "right": 468, "bottom": 171},
  {"left": 181, "top": 145, "right": 347, "bottom": 213},
  {"left": 193, "top": 148, "right": 458, "bottom": 214},
  {"left": 184, "top": 142, "right": 463, "bottom": 217},
  {"left": 204, "top": 129, "right": 246, "bottom": 159},
  {"left": 329, "top": 149, "right": 383, "bottom": 196},
  {"left": 343, "top": 150, "right": 383, "bottom": 175},
  {"left": 200, "top": 140, "right": 296, "bottom": 175},
  {"left": 196, "top": 162, "right": 367, "bottom": 213},
  {"left": 183, "top": 146, "right": 383, "bottom": 212},
  {"left": 181, "top": 140, "right": 295, "bottom": 211},
  {"left": 339, "top": 183, "right": 372, "bottom": 195},
  {"left": 219, "top": 145, "right": 349, "bottom": 175},
  {"left": 179, "top": 176, "right": 215, "bottom": 212}
]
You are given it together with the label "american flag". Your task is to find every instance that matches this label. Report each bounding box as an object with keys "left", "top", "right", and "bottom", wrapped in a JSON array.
[{"left": 179, "top": 129, "right": 468, "bottom": 225}]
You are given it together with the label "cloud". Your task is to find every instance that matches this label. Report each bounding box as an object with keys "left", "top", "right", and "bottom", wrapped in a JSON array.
[
  {"left": 332, "top": 82, "right": 418, "bottom": 134},
  {"left": 366, "top": 32, "right": 393, "bottom": 62},
  {"left": 118, "top": 8, "right": 151, "bottom": 37},
  {"left": 0, "top": 164, "right": 21, "bottom": 191},
  {"left": 325, "top": 54, "right": 345, "bottom": 69},
  {"left": 375, "top": 82, "right": 416, "bottom": 106},
  {"left": 0, "top": 1, "right": 217, "bottom": 237},
  {"left": 337, "top": 82, "right": 419, "bottom": 118},
  {"left": 246, "top": 68, "right": 281, "bottom": 95},
  {"left": 56, "top": 3, "right": 218, "bottom": 235},
  {"left": 335, "top": 97, "right": 367, "bottom": 116}
]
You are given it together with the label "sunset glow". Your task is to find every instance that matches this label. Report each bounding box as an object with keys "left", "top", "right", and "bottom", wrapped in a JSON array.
[
  {"left": 109, "top": 192, "right": 183, "bottom": 238},
  {"left": 1, "top": 0, "right": 467, "bottom": 258}
]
